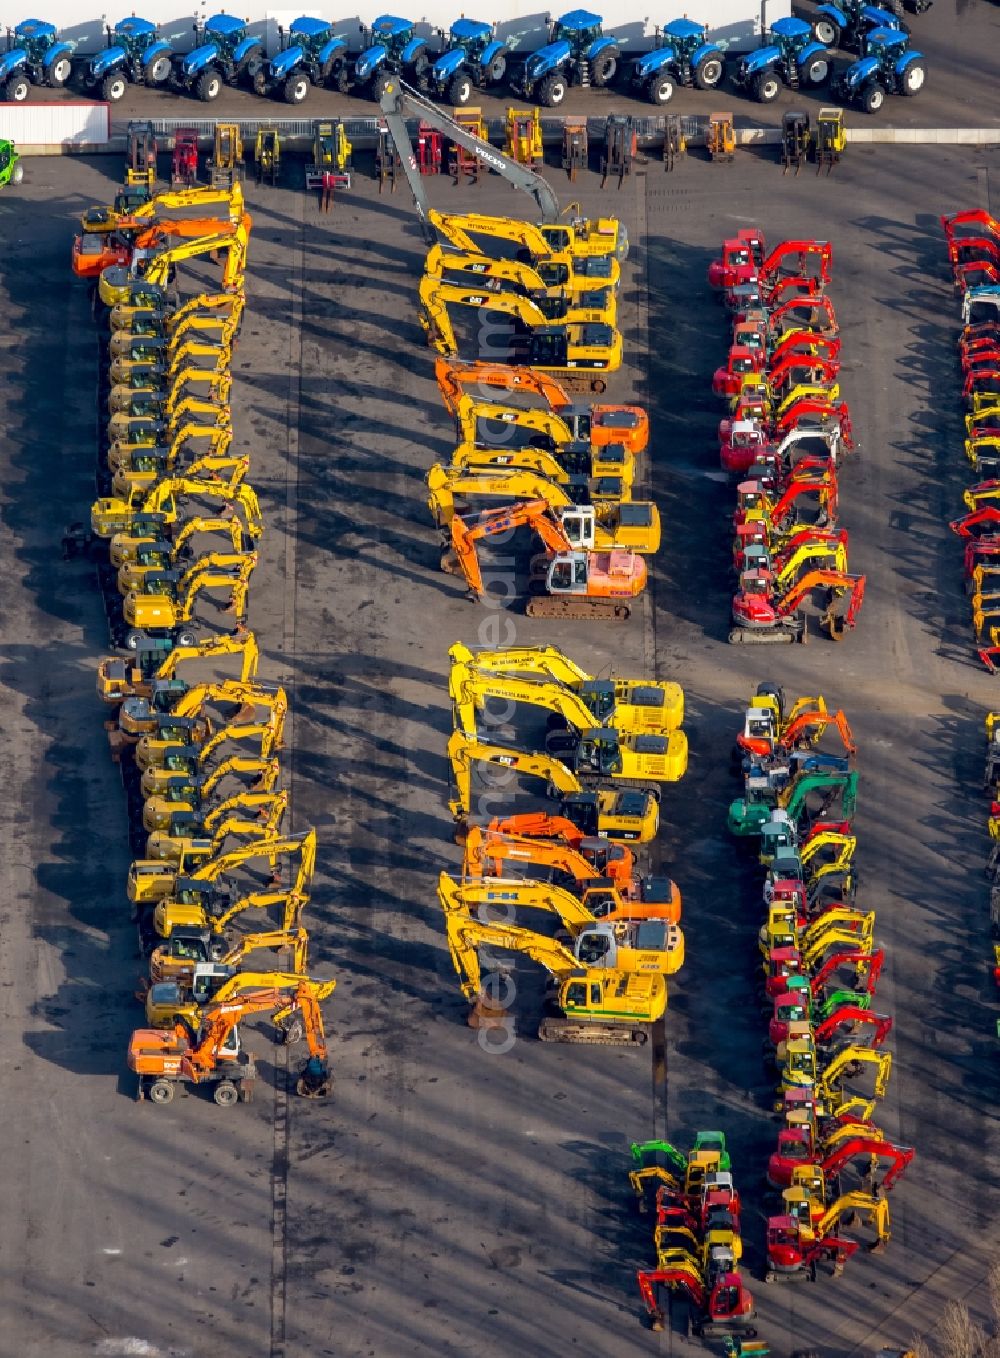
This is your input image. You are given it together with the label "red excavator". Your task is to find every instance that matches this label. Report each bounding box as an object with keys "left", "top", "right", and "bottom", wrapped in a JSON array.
[
  {"left": 731, "top": 569, "right": 865, "bottom": 645},
  {"left": 636, "top": 1267, "right": 758, "bottom": 1338},
  {"left": 768, "top": 1133, "right": 913, "bottom": 1192},
  {"left": 708, "top": 234, "right": 832, "bottom": 296},
  {"left": 738, "top": 705, "right": 856, "bottom": 759}
]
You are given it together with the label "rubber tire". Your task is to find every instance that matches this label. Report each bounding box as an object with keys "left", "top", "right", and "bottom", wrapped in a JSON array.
[
  {"left": 101, "top": 72, "right": 128, "bottom": 102},
  {"left": 861, "top": 81, "right": 886, "bottom": 113},
  {"left": 213, "top": 1080, "right": 239, "bottom": 1107},
  {"left": 447, "top": 72, "right": 472, "bottom": 105},
  {"left": 812, "top": 18, "right": 841, "bottom": 47},
  {"left": 4, "top": 74, "right": 29, "bottom": 103},
  {"left": 591, "top": 54, "right": 616, "bottom": 87},
  {"left": 196, "top": 68, "right": 222, "bottom": 102},
  {"left": 284, "top": 71, "right": 310, "bottom": 104},
  {"left": 48, "top": 57, "right": 72, "bottom": 87},
  {"left": 11, "top": 162, "right": 22, "bottom": 184},
  {"left": 144, "top": 55, "right": 171, "bottom": 85},
  {"left": 282, "top": 1016, "right": 305, "bottom": 1045},
  {"left": 487, "top": 54, "right": 506, "bottom": 83},
  {"left": 327, "top": 58, "right": 348, "bottom": 92},
  {"left": 648, "top": 73, "right": 674, "bottom": 104},
  {"left": 538, "top": 71, "right": 567, "bottom": 107},
  {"left": 901, "top": 60, "right": 925, "bottom": 94},
  {"left": 753, "top": 69, "right": 781, "bottom": 102},
  {"left": 803, "top": 56, "right": 830, "bottom": 86},
  {"left": 148, "top": 1078, "right": 175, "bottom": 1104},
  {"left": 371, "top": 69, "right": 393, "bottom": 102},
  {"left": 175, "top": 629, "right": 197, "bottom": 647},
  {"left": 693, "top": 54, "right": 723, "bottom": 89},
  {"left": 236, "top": 49, "right": 261, "bottom": 84}
]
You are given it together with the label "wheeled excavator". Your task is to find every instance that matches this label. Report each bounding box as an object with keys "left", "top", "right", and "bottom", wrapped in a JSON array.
[
  {"left": 439, "top": 872, "right": 684, "bottom": 972},
  {"left": 730, "top": 569, "right": 866, "bottom": 645},
  {"left": 443, "top": 912, "right": 664, "bottom": 1043},
  {"left": 427, "top": 465, "right": 661, "bottom": 554},
  {"left": 448, "top": 643, "right": 684, "bottom": 733},
  {"left": 129, "top": 977, "right": 332, "bottom": 1105},
  {"left": 447, "top": 729, "right": 659, "bottom": 843},
  {"left": 444, "top": 500, "right": 648, "bottom": 621},
  {"left": 424, "top": 245, "right": 618, "bottom": 324},
  {"left": 418, "top": 277, "right": 622, "bottom": 389},
  {"left": 450, "top": 665, "right": 689, "bottom": 782},
  {"left": 435, "top": 359, "right": 649, "bottom": 453},
  {"left": 122, "top": 553, "right": 257, "bottom": 646},
  {"left": 450, "top": 642, "right": 684, "bottom": 733},
  {"left": 98, "top": 630, "right": 258, "bottom": 705},
  {"left": 149, "top": 923, "right": 308, "bottom": 984}
]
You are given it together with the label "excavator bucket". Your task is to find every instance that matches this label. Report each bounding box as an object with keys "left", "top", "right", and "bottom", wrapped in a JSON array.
[{"left": 296, "top": 1055, "right": 332, "bottom": 1098}]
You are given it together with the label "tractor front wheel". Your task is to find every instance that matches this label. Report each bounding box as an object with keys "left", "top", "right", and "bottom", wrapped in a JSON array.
[
  {"left": 101, "top": 72, "right": 128, "bottom": 102},
  {"left": 144, "top": 55, "right": 172, "bottom": 85},
  {"left": 901, "top": 60, "right": 925, "bottom": 94},
  {"left": 196, "top": 68, "right": 222, "bottom": 101},
  {"left": 693, "top": 54, "right": 723, "bottom": 89},
  {"left": 487, "top": 54, "right": 506, "bottom": 83},
  {"left": 283, "top": 71, "right": 310, "bottom": 103},
  {"left": 861, "top": 80, "right": 886, "bottom": 113},
  {"left": 447, "top": 72, "right": 472, "bottom": 105},
  {"left": 326, "top": 58, "right": 348, "bottom": 92},
  {"left": 753, "top": 69, "right": 781, "bottom": 102},
  {"left": 538, "top": 71, "right": 567, "bottom": 106},
  {"left": 648, "top": 73, "right": 674, "bottom": 105},
  {"left": 591, "top": 54, "right": 616, "bottom": 86},
  {"left": 4, "top": 74, "right": 30, "bottom": 103}
]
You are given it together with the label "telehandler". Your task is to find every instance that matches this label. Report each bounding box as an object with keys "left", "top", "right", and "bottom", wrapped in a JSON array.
[{"left": 447, "top": 729, "right": 659, "bottom": 842}]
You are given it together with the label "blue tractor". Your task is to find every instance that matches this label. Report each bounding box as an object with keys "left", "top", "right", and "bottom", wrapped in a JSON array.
[
  {"left": 0, "top": 19, "right": 75, "bottom": 103},
  {"left": 732, "top": 16, "right": 833, "bottom": 104},
  {"left": 425, "top": 18, "right": 507, "bottom": 106},
  {"left": 249, "top": 16, "right": 350, "bottom": 104},
  {"left": 809, "top": 1, "right": 906, "bottom": 51},
  {"left": 508, "top": 10, "right": 620, "bottom": 108},
  {"left": 174, "top": 13, "right": 263, "bottom": 103},
  {"left": 351, "top": 15, "right": 433, "bottom": 101},
  {"left": 832, "top": 26, "right": 925, "bottom": 113},
  {"left": 76, "top": 17, "right": 174, "bottom": 103},
  {"left": 624, "top": 17, "right": 725, "bottom": 106}
]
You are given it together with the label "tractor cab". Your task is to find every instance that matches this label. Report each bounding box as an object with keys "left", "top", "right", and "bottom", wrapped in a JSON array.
[
  {"left": 369, "top": 14, "right": 416, "bottom": 59},
  {"left": 769, "top": 15, "right": 821, "bottom": 62},
  {"left": 550, "top": 9, "right": 607, "bottom": 56},
  {"left": 284, "top": 15, "right": 336, "bottom": 59},
  {"left": 448, "top": 17, "right": 493, "bottom": 59},
  {"left": 202, "top": 12, "right": 252, "bottom": 58}
]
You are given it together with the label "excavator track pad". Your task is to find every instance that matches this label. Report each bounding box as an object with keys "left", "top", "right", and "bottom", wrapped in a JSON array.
[
  {"left": 526, "top": 597, "right": 633, "bottom": 621},
  {"left": 538, "top": 1017, "right": 649, "bottom": 1044}
]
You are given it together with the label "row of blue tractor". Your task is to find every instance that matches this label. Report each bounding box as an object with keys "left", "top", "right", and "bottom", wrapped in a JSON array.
[{"left": 0, "top": 7, "right": 928, "bottom": 110}]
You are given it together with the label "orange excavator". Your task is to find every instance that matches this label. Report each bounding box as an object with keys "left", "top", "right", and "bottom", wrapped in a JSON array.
[
  {"left": 73, "top": 214, "right": 242, "bottom": 281},
  {"left": 128, "top": 979, "right": 333, "bottom": 1105},
  {"left": 738, "top": 707, "right": 856, "bottom": 760},
  {"left": 731, "top": 570, "right": 865, "bottom": 645},
  {"left": 433, "top": 357, "right": 650, "bottom": 454},
  {"left": 463, "top": 824, "right": 682, "bottom": 923},
  {"left": 485, "top": 810, "right": 637, "bottom": 886},
  {"left": 443, "top": 498, "right": 646, "bottom": 621}
]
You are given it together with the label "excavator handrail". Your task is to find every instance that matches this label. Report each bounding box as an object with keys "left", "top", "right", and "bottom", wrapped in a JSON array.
[{"left": 379, "top": 78, "right": 559, "bottom": 241}]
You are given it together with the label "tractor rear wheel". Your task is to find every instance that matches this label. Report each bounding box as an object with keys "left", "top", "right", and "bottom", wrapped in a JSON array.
[
  {"left": 144, "top": 55, "right": 171, "bottom": 85},
  {"left": 539, "top": 72, "right": 567, "bottom": 106},
  {"left": 196, "top": 68, "right": 222, "bottom": 101},
  {"left": 283, "top": 71, "right": 310, "bottom": 103},
  {"left": 648, "top": 73, "right": 675, "bottom": 104},
  {"left": 812, "top": 17, "right": 841, "bottom": 46},
  {"left": 753, "top": 69, "right": 781, "bottom": 102},
  {"left": 371, "top": 69, "right": 393, "bottom": 102},
  {"left": 693, "top": 54, "right": 723, "bottom": 89},
  {"left": 901, "top": 60, "right": 925, "bottom": 94},
  {"left": 101, "top": 72, "right": 128, "bottom": 102},
  {"left": 803, "top": 56, "right": 830, "bottom": 86},
  {"left": 447, "top": 72, "right": 472, "bottom": 105},
  {"left": 487, "top": 54, "right": 506, "bottom": 83},
  {"left": 4, "top": 74, "right": 30, "bottom": 102},
  {"left": 861, "top": 80, "right": 886, "bottom": 113},
  {"left": 591, "top": 54, "right": 616, "bottom": 86}
]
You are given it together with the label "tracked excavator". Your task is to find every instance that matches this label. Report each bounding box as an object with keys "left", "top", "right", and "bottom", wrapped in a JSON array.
[
  {"left": 108, "top": 286, "right": 245, "bottom": 329},
  {"left": 92, "top": 464, "right": 252, "bottom": 540},
  {"left": 427, "top": 206, "right": 626, "bottom": 271},
  {"left": 105, "top": 423, "right": 233, "bottom": 483},
  {"left": 128, "top": 680, "right": 286, "bottom": 759},
  {"left": 418, "top": 277, "right": 622, "bottom": 389},
  {"left": 109, "top": 451, "right": 248, "bottom": 503},
  {"left": 766, "top": 1192, "right": 889, "bottom": 1282},
  {"left": 435, "top": 359, "right": 648, "bottom": 453},
  {"left": 98, "top": 213, "right": 252, "bottom": 301},
  {"left": 106, "top": 314, "right": 237, "bottom": 361},
  {"left": 149, "top": 923, "right": 307, "bottom": 984},
  {"left": 129, "top": 978, "right": 332, "bottom": 1105},
  {"left": 98, "top": 630, "right": 259, "bottom": 705},
  {"left": 440, "top": 871, "right": 684, "bottom": 970},
  {"left": 449, "top": 433, "right": 635, "bottom": 495},
  {"left": 128, "top": 828, "right": 312, "bottom": 906},
  {"left": 767, "top": 1133, "right": 913, "bottom": 1193},
  {"left": 107, "top": 480, "right": 262, "bottom": 569},
  {"left": 450, "top": 642, "right": 683, "bottom": 733},
  {"left": 145, "top": 782, "right": 286, "bottom": 842},
  {"left": 122, "top": 553, "right": 257, "bottom": 645},
  {"left": 443, "top": 500, "right": 647, "bottom": 621},
  {"left": 728, "top": 770, "right": 858, "bottom": 837},
  {"left": 636, "top": 1265, "right": 757, "bottom": 1339},
  {"left": 730, "top": 568, "right": 866, "bottom": 644},
  {"left": 449, "top": 666, "right": 688, "bottom": 781},
  {"left": 116, "top": 515, "right": 255, "bottom": 594},
  {"left": 443, "top": 912, "right": 664, "bottom": 1044},
  {"left": 484, "top": 810, "right": 639, "bottom": 882},
  {"left": 424, "top": 245, "right": 618, "bottom": 323},
  {"left": 447, "top": 729, "right": 659, "bottom": 843},
  {"left": 428, "top": 465, "right": 660, "bottom": 554},
  {"left": 144, "top": 966, "right": 335, "bottom": 1035},
  {"left": 454, "top": 392, "right": 642, "bottom": 465}
]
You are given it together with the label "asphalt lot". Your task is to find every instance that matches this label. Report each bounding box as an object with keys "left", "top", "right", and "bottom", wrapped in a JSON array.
[
  {"left": 25, "top": 0, "right": 1000, "bottom": 131},
  {"left": 0, "top": 138, "right": 1000, "bottom": 1357}
]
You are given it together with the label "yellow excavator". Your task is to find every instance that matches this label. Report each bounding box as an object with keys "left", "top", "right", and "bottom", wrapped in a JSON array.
[
  {"left": 105, "top": 394, "right": 232, "bottom": 446},
  {"left": 122, "top": 552, "right": 257, "bottom": 644},
  {"left": 449, "top": 642, "right": 684, "bottom": 733},
  {"left": 107, "top": 366, "right": 233, "bottom": 418},
  {"left": 427, "top": 464, "right": 660, "bottom": 555},
  {"left": 449, "top": 665, "right": 688, "bottom": 782},
  {"left": 127, "top": 678, "right": 285, "bottom": 754},
  {"left": 110, "top": 290, "right": 245, "bottom": 339},
  {"left": 108, "top": 340, "right": 232, "bottom": 387},
  {"left": 80, "top": 181, "right": 245, "bottom": 235},
  {"left": 149, "top": 922, "right": 307, "bottom": 984},
  {"left": 98, "top": 630, "right": 259, "bottom": 706},
  {"left": 443, "top": 911, "right": 663, "bottom": 1043},
  {"left": 452, "top": 392, "right": 638, "bottom": 477},
  {"left": 139, "top": 733, "right": 281, "bottom": 803},
  {"left": 92, "top": 463, "right": 251, "bottom": 540},
  {"left": 447, "top": 728, "right": 660, "bottom": 842},
  {"left": 418, "top": 277, "right": 622, "bottom": 389},
  {"left": 145, "top": 784, "right": 286, "bottom": 854},
  {"left": 110, "top": 449, "right": 246, "bottom": 503},
  {"left": 449, "top": 440, "right": 635, "bottom": 498},
  {"left": 427, "top": 207, "right": 627, "bottom": 268},
  {"left": 107, "top": 479, "right": 262, "bottom": 568},
  {"left": 423, "top": 244, "right": 618, "bottom": 326},
  {"left": 145, "top": 790, "right": 287, "bottom": 866},
  {"left": 107, "top": 315, "right": 238, "bottom": 362},
  {"left": 106, "top": 422, "right": 233, "bottom": 479},
  {"left": 439, "top": 872, "right": 684, "bottom": 975},
  {"left": 144, "top": 967, "right": 335, "bottom": 1034},
  {"left": 98, "top": 213, "right": 252, "bottom": 304},
  {"left": 116, "top": 515, "right": 254, "bottom": 594}
]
